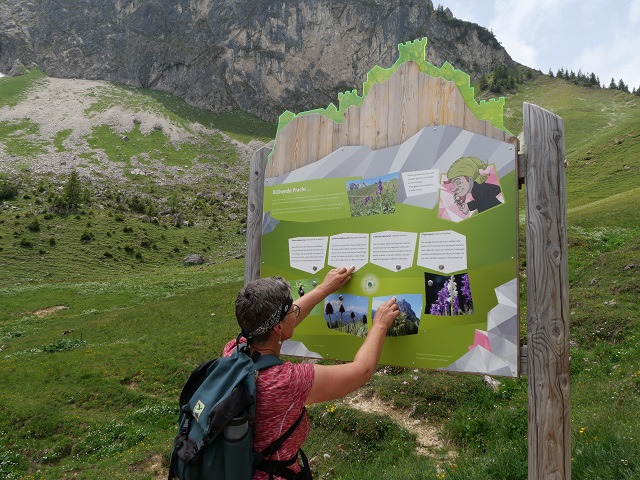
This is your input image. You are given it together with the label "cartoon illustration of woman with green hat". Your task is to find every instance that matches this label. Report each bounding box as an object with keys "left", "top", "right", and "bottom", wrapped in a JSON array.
[{"left": 444, "top": 156, "right": 502, "bottom": 215}]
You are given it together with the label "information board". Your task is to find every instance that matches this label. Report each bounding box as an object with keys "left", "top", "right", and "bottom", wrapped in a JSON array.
[{"left": 258, "top": 40, "right": 520, "bottom": 377}]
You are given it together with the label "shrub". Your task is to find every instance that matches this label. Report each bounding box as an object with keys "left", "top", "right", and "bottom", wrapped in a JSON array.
[
  {"left": 19, "top": 237, "right": 33, "bottom": 248},
  {"left": 128, "top": 195, "right": 147, "bottom": 214},
  {"left": 0, "top": 178, "right": 19, "bottom": 200},
  {"left": 27, "top": 217, "right": 41, "bottom": 232},
  {"left": 42, "top": 338, "right": 87, "bottom": 353},
  {"left": 80, "top": 230, "right": 95, "bottom": 243}
]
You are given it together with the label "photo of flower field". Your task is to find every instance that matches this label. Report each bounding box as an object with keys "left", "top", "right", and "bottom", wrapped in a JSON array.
[{"left": 347, "top": 173, "right": 399, "bottom": 217}]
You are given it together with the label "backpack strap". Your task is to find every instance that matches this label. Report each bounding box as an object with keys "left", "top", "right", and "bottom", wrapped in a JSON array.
[
  {"left": 237, "top": 341, "right": 283, "bottom": 371},
  {"left": 256, "top": 448, "right": 311, "bottom": 480},
  {"left": 254, "top": 352, "right": 284, "bottom": 371},
  {"left": 258, "top": 407, "right": 306, "bottom": 458},
  {"left": 254, "top": 407, "right": 310, "bottom": 479},
  {"left": 244, "top": 341, "right": 311, "bottom": 479}
]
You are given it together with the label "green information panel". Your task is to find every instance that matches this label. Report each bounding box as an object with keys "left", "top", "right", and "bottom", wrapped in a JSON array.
[
  {"left": 260, "top": 39, "right": 519, "bottom": 377},
  {"left": 261, "top": 125, "right": 519, "bottom": 377}
]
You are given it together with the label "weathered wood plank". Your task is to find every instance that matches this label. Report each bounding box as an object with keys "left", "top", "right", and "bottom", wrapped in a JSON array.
[
  {"left": 519, "top": 344, "right": 528, "bottom": 376},
  {"left": 523, "top": 102, "right": 570, "bottom": 480},
  {"left": 424, "top": 76, "right": 445, "bottom": 126},
  {"left": 345, "top": 104, "right": 361, "bottom": 146},
  {"left": 387, "top": 65, "right": 405, "bottom": 146},
  {"left": 244, "top": 145, "right": 272, "bottom": 284},
  {"left": 360, "top": 79, "right": 380, "bottom": 148},
  {"left": 518, "top": 152, "right": 526, "bottom": 188},
  {"left": 304, "top": 114, "right": 321, "bottom": 169},
  {"left": 402, "top": 62, "right": 420, "bottom": 142},
  {"left": 332, "top": 110, "right": 347, "bottom": 150}
]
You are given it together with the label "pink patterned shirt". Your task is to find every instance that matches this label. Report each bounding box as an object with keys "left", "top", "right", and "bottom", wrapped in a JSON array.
[{"left": 223, "top": 339, "right": 314, "bottom": 480}]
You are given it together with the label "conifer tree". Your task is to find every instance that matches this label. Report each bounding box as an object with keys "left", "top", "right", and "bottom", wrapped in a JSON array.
[
  {"left": 617, "top": 79, "right": 628, "bottom": 92},
  {"left": 62, "top": 170, "right": 83, "bottom": 208},
  {"left": 479, "top": 75, "right": 488, "bottom": 91}
]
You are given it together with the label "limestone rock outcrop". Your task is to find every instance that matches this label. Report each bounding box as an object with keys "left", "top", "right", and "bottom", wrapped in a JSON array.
[{"left": 0, "top": 1, "right": 517, "bottom": 121}]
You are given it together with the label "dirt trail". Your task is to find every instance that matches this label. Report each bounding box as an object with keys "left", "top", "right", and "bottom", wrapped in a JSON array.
[
  {"left": 344, "top": 391, "right": 455, "bottom": 458},
  {"left": 32, "top": 305, "right": 69, "bottom": 317}
]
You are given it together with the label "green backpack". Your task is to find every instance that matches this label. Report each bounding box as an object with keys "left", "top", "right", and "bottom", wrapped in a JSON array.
[{"left": 168, "top": 341, "right": 311, "bottom": 480}]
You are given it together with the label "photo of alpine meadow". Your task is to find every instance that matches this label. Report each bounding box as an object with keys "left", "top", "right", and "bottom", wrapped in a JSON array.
[
  {"left": 323, "top": 293, "right": 369, "bottom": 336},
  {"left": 347, "top": 172, "right": 399, "bottom": 217},
  {"left": 424, "top": 272, "right": 474, "bottom": 316},
  {"left": 372, "top": 294, "right": 422, "bottom": 337}
]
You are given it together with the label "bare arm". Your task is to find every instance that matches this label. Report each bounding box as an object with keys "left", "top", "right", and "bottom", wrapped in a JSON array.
[{"left": 305, "top": 297, "right": 400, "bottom": 405}]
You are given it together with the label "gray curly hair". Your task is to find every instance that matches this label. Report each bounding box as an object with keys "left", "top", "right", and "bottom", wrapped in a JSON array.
[{"left": 235, "top": 276, "right": 292, "bottom": 344}]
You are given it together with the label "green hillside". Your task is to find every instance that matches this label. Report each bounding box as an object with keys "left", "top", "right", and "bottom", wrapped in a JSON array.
[
  {"left": 501, "top": 75, "right": 640, "bottom": 226},
  {"left": 0, "top": 70, "right": 638, "bottom": 479}
]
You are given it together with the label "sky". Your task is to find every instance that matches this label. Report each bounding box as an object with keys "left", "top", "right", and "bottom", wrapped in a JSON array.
[{"left": 438, "top": 0, "right": 640, "bottom": 89}]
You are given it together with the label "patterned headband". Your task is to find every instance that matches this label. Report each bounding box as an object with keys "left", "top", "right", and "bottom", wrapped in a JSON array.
[{"left": 244, "top": 295, "right": 293, "bottom": 339}]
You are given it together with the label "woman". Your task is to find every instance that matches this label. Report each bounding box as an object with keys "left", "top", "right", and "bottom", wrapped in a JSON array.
[{"left": 224, "top": 266, "right": 399, "bottom": 479}]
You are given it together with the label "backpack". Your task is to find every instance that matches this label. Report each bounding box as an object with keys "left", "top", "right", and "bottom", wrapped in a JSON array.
[{"left": 168, "top": 341, "right": 312, "bottom": 480}]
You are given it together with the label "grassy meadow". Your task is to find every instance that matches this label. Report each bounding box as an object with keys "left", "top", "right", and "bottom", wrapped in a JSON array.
[{"left": 1, "top": 69, "right": 639, "bottom": 479}]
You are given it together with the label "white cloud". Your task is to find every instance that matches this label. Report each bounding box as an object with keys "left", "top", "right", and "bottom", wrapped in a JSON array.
[
  {"left": 630, "top": 0, "right": 640, "bottom": 23},
  {"left": 437, "top": 0, "right": 640, "bottom": 87},
  {"left": 575, "top": 28, "right": 640, "bottom": 87},
  {"left": 488, "top": 0, "right": 577, "bottom": 68},
  {"left": 571, "top": 1, "right": 640, "bottom": 87}
]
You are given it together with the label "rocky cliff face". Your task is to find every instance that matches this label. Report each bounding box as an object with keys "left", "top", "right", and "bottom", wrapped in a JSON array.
[{"left": 0, "top": 0, "right": 517, "bottom": 121}]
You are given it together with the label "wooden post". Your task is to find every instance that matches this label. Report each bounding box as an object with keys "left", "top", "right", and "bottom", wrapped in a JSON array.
[
  {"left": 523, "top": 102, "right": 571, "bottom": 480},
  {"left": 244, "top": 145, "right": 271, "bottom": 284}
]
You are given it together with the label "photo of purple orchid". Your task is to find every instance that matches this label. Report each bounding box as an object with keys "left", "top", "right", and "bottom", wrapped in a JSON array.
[{"left": 424, "top": 272, "right": 474, "bottom": 316}]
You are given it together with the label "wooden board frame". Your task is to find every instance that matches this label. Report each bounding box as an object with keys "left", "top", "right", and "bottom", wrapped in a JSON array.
[{"left": 244, "top": 41, "right": 570, "bottom": 480}]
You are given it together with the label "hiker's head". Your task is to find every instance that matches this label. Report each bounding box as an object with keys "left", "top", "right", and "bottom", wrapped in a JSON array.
[{"left": 236, "top": 276, "right": 293, "bottom": 344}]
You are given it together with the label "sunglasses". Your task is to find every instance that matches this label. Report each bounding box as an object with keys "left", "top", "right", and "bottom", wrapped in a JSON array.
[{"left": 287, "top": 303, "right": 300, "bottom": 318}]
